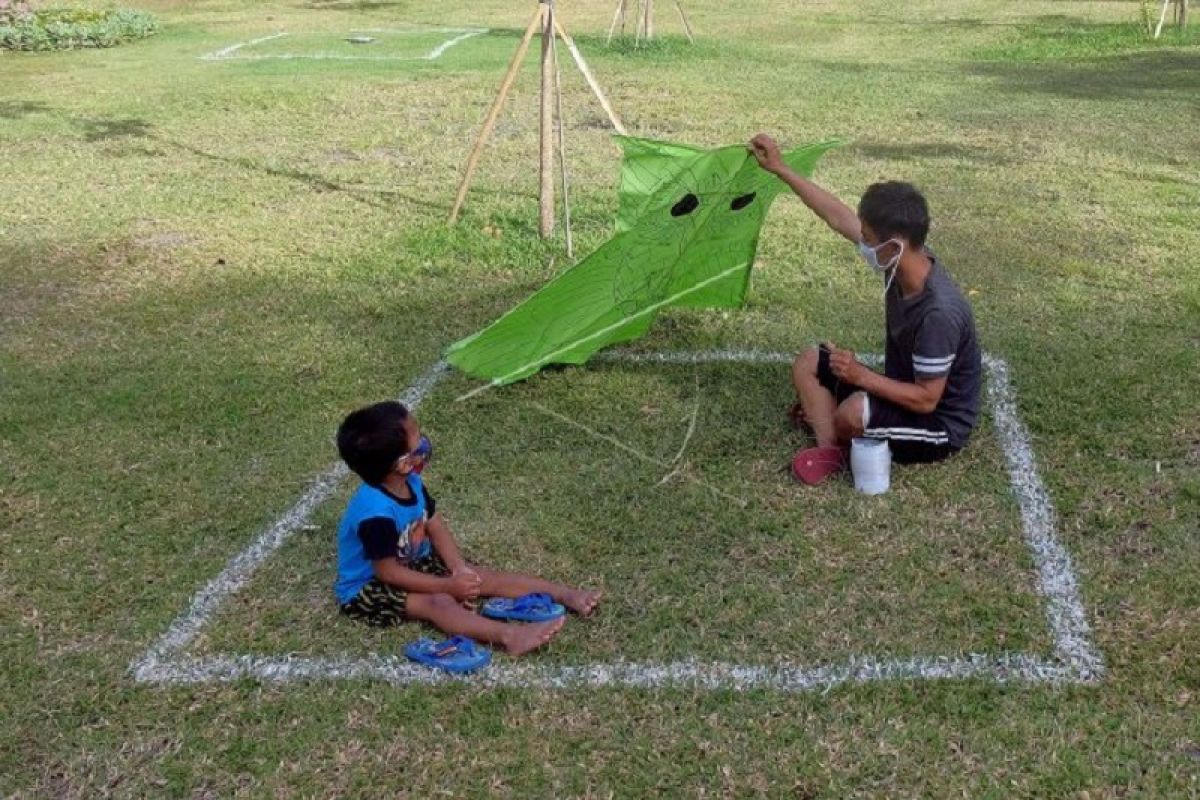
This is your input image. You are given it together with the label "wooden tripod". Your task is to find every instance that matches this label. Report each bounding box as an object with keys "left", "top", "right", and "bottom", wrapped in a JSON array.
[
  {"left": 607, "top": 0, "right": 695, "bottom": 45},
  {"left": 447, "top": 0, "right": 627, "bottom": 252}
]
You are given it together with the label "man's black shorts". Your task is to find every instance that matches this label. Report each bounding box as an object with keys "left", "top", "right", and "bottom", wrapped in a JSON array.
[{"left": 816, "top": 346, "right": 959, "bottom": 465}]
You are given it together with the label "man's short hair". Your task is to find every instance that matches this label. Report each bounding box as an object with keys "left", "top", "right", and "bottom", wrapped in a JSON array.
[
  {"left": 858, "top": 181, "right": 930, "bottom": 248},
  {"left": 336, "top": 401, "right": 410, "bottom": 486}
]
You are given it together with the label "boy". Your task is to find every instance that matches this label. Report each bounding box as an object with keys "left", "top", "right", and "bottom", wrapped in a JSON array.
[
  {"left": 749, "top": 133, "right": 982, "bottom": 484},
  {"left": 334, "top": 401, "right": 602, "bottom": 654}
]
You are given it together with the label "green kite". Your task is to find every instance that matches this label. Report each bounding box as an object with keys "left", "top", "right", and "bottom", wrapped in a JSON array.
[{"left": 447, "top": 135, "right": 840, "bottom": 391}]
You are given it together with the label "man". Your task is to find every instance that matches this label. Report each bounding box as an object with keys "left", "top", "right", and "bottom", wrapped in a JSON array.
[{"left": 749, "top": 133, "right": 982, "bottom": 485}]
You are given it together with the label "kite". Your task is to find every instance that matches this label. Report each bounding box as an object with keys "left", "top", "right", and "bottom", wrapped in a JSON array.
[{"left": 447, "top": 135, "right": 841, "bottom": 392}]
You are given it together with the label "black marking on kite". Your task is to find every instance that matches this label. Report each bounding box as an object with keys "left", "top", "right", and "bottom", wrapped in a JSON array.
[
  {"left": 730, "top": 192, "right": 757, "bottom": 211},
  {"left": 671, "top": 194, "right": 700, "bottom": 217}
]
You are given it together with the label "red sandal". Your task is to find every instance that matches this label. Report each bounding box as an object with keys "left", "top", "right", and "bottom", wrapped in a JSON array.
[{"left": 791, "top": 446, "right": 846, "bottom": 485}]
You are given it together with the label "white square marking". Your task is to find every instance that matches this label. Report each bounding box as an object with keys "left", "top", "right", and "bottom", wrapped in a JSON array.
[{"left": 131, "top": 350, "right": 1104, "bottom": 691}]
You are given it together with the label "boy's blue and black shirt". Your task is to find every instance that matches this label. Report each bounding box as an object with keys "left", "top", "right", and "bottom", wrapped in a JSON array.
[{"left": 334, "top": 473, "right": 437, "bottom": 604}]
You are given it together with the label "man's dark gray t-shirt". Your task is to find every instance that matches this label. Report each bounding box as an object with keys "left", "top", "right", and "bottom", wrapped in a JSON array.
[{"left": 883, "top": 253, "right": 981, "bottom": 448}]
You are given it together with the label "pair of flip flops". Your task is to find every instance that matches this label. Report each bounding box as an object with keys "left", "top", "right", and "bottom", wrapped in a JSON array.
[
  {"left": 404, "top": 635, "right": 491, "bottom": 674},
  {"left": 404, "top": 594, "right": 565, "bottom": 674}
]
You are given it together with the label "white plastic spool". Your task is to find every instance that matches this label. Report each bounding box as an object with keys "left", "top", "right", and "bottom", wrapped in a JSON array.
[{"left": 851, "top": 437, "right": 891, "bottom": 495}]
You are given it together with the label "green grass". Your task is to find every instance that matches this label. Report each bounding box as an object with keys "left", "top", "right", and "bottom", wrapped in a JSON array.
[{"left": 2, "top": 0, "right": 1199, "bottom": 796}]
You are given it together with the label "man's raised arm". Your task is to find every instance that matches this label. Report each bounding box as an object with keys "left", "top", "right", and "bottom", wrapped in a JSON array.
[{"left": 749, "top": 133, "right": 862, "bottom": 244}]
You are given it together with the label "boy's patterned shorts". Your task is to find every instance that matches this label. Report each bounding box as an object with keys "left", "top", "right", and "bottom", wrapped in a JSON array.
[{"left": 340, "top": 552, "right": 451, "bottom": 627}]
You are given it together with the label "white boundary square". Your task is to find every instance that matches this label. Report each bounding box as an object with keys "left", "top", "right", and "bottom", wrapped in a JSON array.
[
  {"left": 131, "top": 350, "right": 1105, "bottom": 692},
  {"left": 200, "top": 27, "right": 489, "bottom": 62}
]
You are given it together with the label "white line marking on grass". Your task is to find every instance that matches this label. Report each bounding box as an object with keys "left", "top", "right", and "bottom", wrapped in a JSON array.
[
  {"left": 134, "top": 651, "right": 1079, "bottom": 691},
  {"left": 130, "top": 360, "right": 448, "bottom": 680},
  {"left": 983, "top": 355, "right": 1105, "bottom": 681},
  {"left": 201, "top": 32, "right": 289, "bottom": 61},
  {"left": 199, "top": 27, "right": 488, "bottom": 62},
  {"left": 425, "top": 29, "right": 489, "bottom": 60},
  {"left": 132, "top": 349, "right": 1104, "bottom": 691}
]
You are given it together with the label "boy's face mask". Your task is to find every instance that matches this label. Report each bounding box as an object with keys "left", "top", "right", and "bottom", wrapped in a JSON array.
[
  {"left": 408, "top": 435, "right": 433, "bottom": 474},
  {"left": 396, "top": 434, "right": 433, "bottom": 475}
]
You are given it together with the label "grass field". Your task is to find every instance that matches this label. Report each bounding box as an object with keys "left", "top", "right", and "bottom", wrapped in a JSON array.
[{"left": 2, "top": 0, "right": 1199, "bottom": 796}]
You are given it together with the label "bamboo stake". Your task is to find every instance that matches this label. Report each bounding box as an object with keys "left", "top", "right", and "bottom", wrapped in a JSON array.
[
  {"left": 553, "top": 17, "right": 628, "bottom": 135},
  {"left": 1154, "top": 0, "right": 1171, "bottom": 38},
  {"left": 448, "top": 6, "right": 544, "bottom": 224},
  {"left": 549, "top": 8, "right": 573, "bottom": 257},
  {"left": 675, "top": 0, "right": 694, "bottom": 43},
  {"left": 644, "top": 0, "right": 654, "bottom": 40},
  {"left": 539, "top": 2, "right": 555, "bottom": 238},
  {"left": 606, "top": 0, "right": 625, "bottom": 45}
]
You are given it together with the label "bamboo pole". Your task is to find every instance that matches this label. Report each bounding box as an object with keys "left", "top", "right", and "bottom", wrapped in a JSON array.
[
  {"left": 553, "top": 17, "right": 628, "bottom": 135},
  {"left": 549, "top": 9, "right": 573, "bottom": 257},
  {"left": 539, "top": 1, "right": 555, "bottom": 238},
  {"left": 1154, "top": 0, "right": 1171, "bottom": 38},
  {"left": 675, "top": 0, "right": 694, "bottom": 43},
  {"left": 606, "top": 0, "right": 625, "bottom": 44},
  {"left": 644, "top": 0, "right": 654, "bottom": 40},
  {"left": 448, "top": 6, "right": 544, "bottom": 224}
]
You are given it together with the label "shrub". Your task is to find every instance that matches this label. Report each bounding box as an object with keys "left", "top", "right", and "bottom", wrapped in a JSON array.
[{"left": 0, "top": 5, "right": 159, "bottom": 51}]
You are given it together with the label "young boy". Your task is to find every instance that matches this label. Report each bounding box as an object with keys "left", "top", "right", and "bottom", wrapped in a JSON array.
[
  {"left": 749, "top": 133, "right": 982, "bottom": 483},
  {"left": 334, "top": 401, "right": 602, "bottom": 654}
]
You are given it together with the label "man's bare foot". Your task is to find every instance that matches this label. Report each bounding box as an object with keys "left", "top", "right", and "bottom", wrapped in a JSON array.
[
  {"left": 502, "top": 617, "right": 565, "bottom": 656},
  {"left": 563, "top": 588, "right": 603, "bottom": 617}
]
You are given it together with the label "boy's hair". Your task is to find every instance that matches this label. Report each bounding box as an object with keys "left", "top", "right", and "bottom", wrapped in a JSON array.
[
  {"left": 336, "top": 401, "right": 410, "bottom": 486},
  {"left": 858, "top": 181, "right": 930, "bottom": 248}
]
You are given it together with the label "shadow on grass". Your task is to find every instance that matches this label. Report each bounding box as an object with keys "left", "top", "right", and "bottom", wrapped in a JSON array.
[
  {"left": 970, "top": 49, "right": 1200, "bottom": 100},
  {"left": 298, "top": 0, "right": 412, "bottom": 10},
  {"left": 0, "top": 100, "right": 50, "bottom": 119},
  {"left": 849, "top": 140, "right": 1011, "bottom": 166},
  {"left": 80, "top": 117, "right": 154, "bottom": 142},
  {"left": 31, "top": 107, "right": 451, "bottom": 214}
]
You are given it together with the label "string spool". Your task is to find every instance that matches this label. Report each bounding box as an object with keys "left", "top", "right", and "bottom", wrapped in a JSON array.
[{"left": 851, "top": 437, "right": 891, "bottom": 495}]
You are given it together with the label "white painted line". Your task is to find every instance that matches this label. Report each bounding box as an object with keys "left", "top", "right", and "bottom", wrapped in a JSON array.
[
  {"left": 983, "top": 355, "right": 1105, "bottom": 681},
  {"left": 130, "top": 360, "right": 449, "bottom": 679},
  {"left": 199, "top": 27, "right": 488, "bottom": 62},
  {"left": 425, "top": 29, "right": 488, "bottom": 60},
  {"left": 131, "top": 349, "right": 1103, "bottom": 691},
  {"left": 136, "top": 651, "right": 1079, "bottom": 691},
  {"left": 200, "top": 32, "right": 289, "bottom": 61}
]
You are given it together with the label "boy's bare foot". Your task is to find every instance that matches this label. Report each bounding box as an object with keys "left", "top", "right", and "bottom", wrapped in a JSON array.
[
  {"left": 563, "top": 588, "right": 603, "bottom": 617},
  {"left": 503, "top": 617, "right": 565, "bottom": 656}
]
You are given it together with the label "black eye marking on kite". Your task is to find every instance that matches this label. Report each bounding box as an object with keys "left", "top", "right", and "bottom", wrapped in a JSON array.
[
  {"left": 671, "top": 193, "right": 700, "bottom": 217},
  {"left": 730, "top": 192, "right": 757, "bottom": 211}
]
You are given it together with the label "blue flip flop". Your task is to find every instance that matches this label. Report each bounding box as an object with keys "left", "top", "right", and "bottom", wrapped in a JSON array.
[
  {"left": 481, "top": 592, "right": 566, "bottom": 622},
  {"left": 404, "top": 636, "right": 491, "bottom": 674}
]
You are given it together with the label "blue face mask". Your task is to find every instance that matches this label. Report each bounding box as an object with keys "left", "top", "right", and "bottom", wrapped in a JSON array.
[{"left": 407, "top": 435, "right": 433, "bottom": 474}]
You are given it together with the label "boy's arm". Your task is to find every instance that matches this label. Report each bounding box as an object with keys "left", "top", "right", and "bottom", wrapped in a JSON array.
[
  {"left": 749, "top": 133, "right": 862, "bottom": 243},
  {"left": 425, "top": 512, "right": 470, "bottom": 574},
  {"left": 372, "top": 557, "right": 456, "bottom": 594}
]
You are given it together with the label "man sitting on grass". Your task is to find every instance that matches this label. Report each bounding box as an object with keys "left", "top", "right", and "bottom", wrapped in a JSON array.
[
  {"left": 334, "top": 401, "right": 602, "bottom": 654},
  {"left": 749, "top": 133, "right": 982, "bottom": 484}
]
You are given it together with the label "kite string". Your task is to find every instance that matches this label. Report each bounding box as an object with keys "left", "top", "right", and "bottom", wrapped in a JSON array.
[
  {"left": 527, "top": 399, "right": 748, "bottom": 509},
  {"left": 655, "top": 367, "right": 701, "bottom": 486}
]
